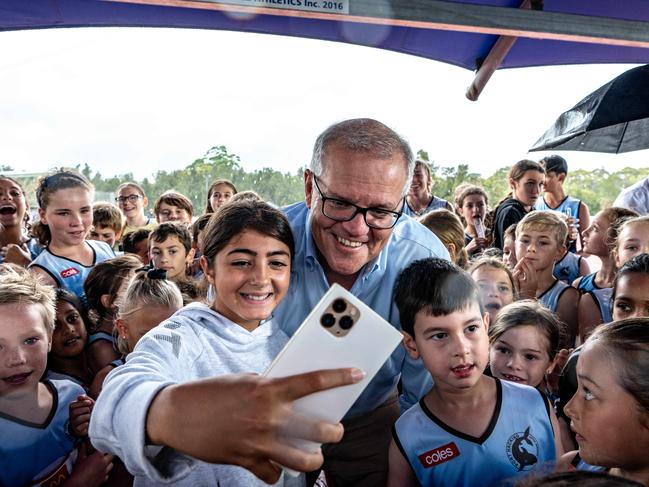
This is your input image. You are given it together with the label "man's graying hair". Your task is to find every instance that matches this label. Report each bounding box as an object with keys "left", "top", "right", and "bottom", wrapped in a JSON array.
[{"left": 310, "top": 118, "right": 415, "bottom": 197}]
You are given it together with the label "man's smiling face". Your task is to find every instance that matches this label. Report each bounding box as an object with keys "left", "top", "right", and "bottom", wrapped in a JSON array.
[{"left": 305, "top": 142, "right": 407, "bottom": 282}]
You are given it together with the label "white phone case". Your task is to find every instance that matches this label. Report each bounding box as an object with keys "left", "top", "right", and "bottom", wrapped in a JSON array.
[{"left": 264, "top": 283, "right": 403, "bottom": 454}]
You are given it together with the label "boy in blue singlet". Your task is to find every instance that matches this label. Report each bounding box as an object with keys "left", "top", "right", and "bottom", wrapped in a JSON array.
[
  {"left": 0, "top": 265, "right": 113, "bottom": 486},
  {"left": 388, "top": 258, "right": 561, "bottom": 487},
  {"left": 534, "top": 155, "right": 591, "bottom": 253},
  {"left": 515, "top": 211, "right": 580, "bottom": 345}
]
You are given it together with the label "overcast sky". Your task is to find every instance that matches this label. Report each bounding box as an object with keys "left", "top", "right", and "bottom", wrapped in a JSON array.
[{"left": 1, "top": 27, "right": 647, "bottom": 180}]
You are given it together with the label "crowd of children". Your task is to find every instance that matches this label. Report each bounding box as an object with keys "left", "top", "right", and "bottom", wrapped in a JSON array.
[{"left": 1, "top": 156, "right": 649, "bottom": 487}]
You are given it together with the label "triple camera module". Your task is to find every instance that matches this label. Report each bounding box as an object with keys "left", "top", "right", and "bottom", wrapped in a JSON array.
[{"left": 320, "top": 297, "right": 359, "bottom": 337}]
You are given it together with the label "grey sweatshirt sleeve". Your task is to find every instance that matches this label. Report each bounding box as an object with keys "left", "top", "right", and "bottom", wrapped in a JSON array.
[{"left": 89, "top": 328, "right": 199, "bottom": 483}]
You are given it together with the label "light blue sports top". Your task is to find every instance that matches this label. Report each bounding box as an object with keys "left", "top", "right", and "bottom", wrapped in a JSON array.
[
  {"left": 274, "top": 202, "right": 450, "bottom": 417},
  {"left": 577, "top": 272, "right": 600, "bottom": 293},
  {"left": 394, "top": 379, "right": 556, "bottom": 487},
  {"left": 553, "top": 251, "right": 582, "bottom": 285},
  {"left": 589, "top": 287, "right": 613, "bottom": 324},
  {"left": 535, "top": 195, "right": 582, "bottom": 217},
  {"left": 403, "top": 195, "right": 450, "bottom": 217},
  {"left": 538, "top": 280, "right": 571, "bottom": 313},
  {"left": 29, "top": 240, "right": 115, "bottom": 308},
  {"left": 0, "top": 379, "right": 84, "bottom": 487}
]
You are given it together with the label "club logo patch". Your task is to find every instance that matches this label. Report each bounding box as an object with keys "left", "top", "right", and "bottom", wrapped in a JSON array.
[
  {"left": 418, "top": 442, "right": 460, "bottom": 468},
  {"left": 506, "top": 427, "right": 539, "bottom": 471},
  {"left": 60, "top": 267, "right": 80, "bottom": 279}
]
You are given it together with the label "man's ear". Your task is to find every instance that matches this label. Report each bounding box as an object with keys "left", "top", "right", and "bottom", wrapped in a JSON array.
[
  {"left": 402, "top": 331, "right": 420, "bottom": 360},
  {"left": 558, "top": 173, "right": 567, "bottom": 184},
  {"left": 186, "top": 248, "right": 196, "bottom": 264},
  {"left": 304, "top": 169, "right": 314, "bottom": 209},
  {"left": 200, "top": 255, "right": 214, "bottom": 285}
]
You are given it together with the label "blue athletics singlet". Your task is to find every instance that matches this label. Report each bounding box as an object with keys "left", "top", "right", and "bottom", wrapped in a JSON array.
[
  {"left": 29, "top": 240, "right": 115, "bottom": 308},
  {"left": 553, "top": 251, "right": 583, "bottom": 285},
  {"left": 0, "top": 379, "right": 85, "bottom": 487},
  {"left": 393, "top": 379, "right": 556, "bottom": 487},
  {"left": 404, "top": 196, "right": 450, "bottom": 217},
  {"left": 538, "top": 280, "right": 571, "bottom": 313}
]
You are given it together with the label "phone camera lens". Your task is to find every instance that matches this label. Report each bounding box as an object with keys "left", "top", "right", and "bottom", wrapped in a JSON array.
[
  {"left": 339, "top": 315, "right": 354, "bottom": 330},
  {"left": 332, "top": 299, "right": 347, "bottom": 313},
  {"left": 321, "top": 313, "right": 336, "bottom": 328}
]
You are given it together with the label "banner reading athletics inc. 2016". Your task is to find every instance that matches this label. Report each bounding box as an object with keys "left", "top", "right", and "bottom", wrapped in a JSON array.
[
  {"left": 204, "top": 0, "right": 348, "bottom": 14},
  {"left": 116, "top": 0, "right": 350, "bottom": 14}
]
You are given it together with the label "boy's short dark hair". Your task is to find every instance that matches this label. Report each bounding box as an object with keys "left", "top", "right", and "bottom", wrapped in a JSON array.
[
  {"left": 154, "top": 191, "right": 194, "bottom": 218},
  {"left": 122, "top": 228, "right": 152, "bottom": 254},
  {"left": 540, "top": 155, "right": 568, "bottom": 175},
  {"left": 395, "top": 258, "right": 483, "bottom": 336},
  {"left": 150, "top": 222, "right": 192, "bottom": 253},
  {"left": 93, "top": 202, "right": 124, "bottom": 233}
]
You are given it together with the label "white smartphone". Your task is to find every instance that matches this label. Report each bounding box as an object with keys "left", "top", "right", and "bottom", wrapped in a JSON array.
[{"left": 264, "top": 283, "right": 403, "bottom": 453}]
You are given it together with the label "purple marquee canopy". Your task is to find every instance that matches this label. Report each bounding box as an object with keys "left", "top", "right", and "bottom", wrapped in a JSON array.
[{"left": 4, "top": 0, "right": 649, "bottom": 99}]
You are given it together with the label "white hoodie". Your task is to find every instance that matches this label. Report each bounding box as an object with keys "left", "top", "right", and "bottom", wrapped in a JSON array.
[{"left": 89, "top": 302, "right": 303, "bottom": 487}]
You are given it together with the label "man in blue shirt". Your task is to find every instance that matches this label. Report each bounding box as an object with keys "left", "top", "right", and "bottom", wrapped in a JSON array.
[{"left": 274, "top": 118, "right": 449, "bottom": 486}]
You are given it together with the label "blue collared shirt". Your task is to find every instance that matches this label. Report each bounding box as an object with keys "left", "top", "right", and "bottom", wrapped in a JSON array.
[{"left": 274, "top": 202, "right": 450, "bottom": 418}]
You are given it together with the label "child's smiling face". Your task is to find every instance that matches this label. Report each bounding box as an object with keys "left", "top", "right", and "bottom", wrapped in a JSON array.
[
  {"left": 0, "top": 304, "right": 51, "bottom": 400},
  {"left": 489, "top": 325, "right": 551, "bottom": 387},
  {"left": 202, "top": 230, "right": 292, "bottom": 332},
  {"left": 51, "top": 300, "right": 87, "bottom": 359}
]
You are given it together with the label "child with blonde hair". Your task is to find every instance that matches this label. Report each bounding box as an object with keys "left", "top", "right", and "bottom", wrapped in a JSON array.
[
  {"left": 0, "top": 265, "right": 112, "bottom": 486},
  {"left": 89, "top": 268, "right": 183, "bottom": 398},
  {"left": 420, "top": 209, "right": 469, "bottom": 268},
  {"left": 576, "top": 208, "right": 638, "bottom": 337},
  {"left": 515, "top": 211, "right": 579, "bottom": 345},
  {"left": 613, "top": 215, "right": 649, "bottom": 268}
]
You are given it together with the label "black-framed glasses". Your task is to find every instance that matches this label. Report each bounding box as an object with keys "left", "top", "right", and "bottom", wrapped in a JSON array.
[
  {"left": 312, "top": 175, "right": 403, "bottom": 229},
  {"left": 115, "top": 194, "right": 142, "bottom": 204}
]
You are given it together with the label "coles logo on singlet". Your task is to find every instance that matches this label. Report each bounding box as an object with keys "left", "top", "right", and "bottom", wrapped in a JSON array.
[
  {"left": 60, "top": 267, "right": 80, "bottom": 279},
  {"left": 418, "top": 442, "right": 460, "bottom": 468}
]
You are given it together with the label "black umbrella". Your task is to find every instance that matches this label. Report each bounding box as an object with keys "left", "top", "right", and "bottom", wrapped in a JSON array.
[{"left": 530, "top": 64, "right": 649, "bottom": 154}]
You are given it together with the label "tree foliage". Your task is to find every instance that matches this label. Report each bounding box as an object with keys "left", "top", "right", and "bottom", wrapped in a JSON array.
[{"left": 12, "top": 145, "right": 649, "bottom": 217}]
